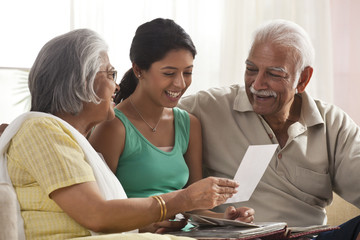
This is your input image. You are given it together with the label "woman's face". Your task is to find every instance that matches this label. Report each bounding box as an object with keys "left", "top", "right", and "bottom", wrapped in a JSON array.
[
  {"left": 90, "top": 52, "right": 118, "bottom": 122},
  {"left": 139, "top": 49, "right": 194, "bottom": 108}
]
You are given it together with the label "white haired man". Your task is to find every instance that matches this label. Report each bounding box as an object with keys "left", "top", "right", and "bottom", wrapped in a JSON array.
[{"left": 179, "top": 19, "right": 360, "bottom": 239}]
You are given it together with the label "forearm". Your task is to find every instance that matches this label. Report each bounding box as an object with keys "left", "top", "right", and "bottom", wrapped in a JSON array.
[
  {"left": 52, "top": 177, "right": 237, "bottom": 233},
  {"left": 97, "top": 189, "right": 191, "bottom": 233}
]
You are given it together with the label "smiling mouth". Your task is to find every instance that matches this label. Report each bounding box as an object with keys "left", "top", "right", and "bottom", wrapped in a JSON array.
[
  {"left": 255, "top": 94, "right": 273, "bottom": 98},
  {"left": 249, "top": 85, "right": 277, "bottom": 98},
  {"left": 165, "top": 90, "right": 181, "bottom": 98}
]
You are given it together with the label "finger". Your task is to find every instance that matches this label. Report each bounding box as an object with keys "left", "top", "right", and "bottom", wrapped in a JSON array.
[
  {"left": 236, "top": 215, "right": 255, "bottom": 223},
  {"left": 244, "top": 208, "right": 255, "bottom": 217},
  {"left": 155, "top": 227, "right": 167, "bottom": 234},
  {"left": 217, "top": 186, "right": 238, "bottom": 194},
  {"left": 158, "top": 219, "right": 188, "bottom": 228},
  {"left": 215, "top": 177, "right": 239, "bottom": 188},
  {"left": 154, "top": 220, "right": 187, "bottom": 233},
  {"left": 235, "top": 207, "right": 255, "bottom": 218},
  {"left": 215, "top": 193, "right": 235, "bottom": 205},
  {"left": 224, "top": 206, "right": 237, "bottom": 219},
  {"left": 226, "top": 206, "right": 237, "bottom": 214}
]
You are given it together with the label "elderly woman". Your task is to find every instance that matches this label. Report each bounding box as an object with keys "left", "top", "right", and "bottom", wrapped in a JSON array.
[{"left": 0, "top": 29, "right": 239, "bottom": 240}]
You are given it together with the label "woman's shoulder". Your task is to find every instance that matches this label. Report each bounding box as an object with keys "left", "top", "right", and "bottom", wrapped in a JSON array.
[
  {"left": 173, "top": 107, "right": 189, "bottom": 117},
  {"left": 18, "top": 116, "right": 66, "bottom": 137}
]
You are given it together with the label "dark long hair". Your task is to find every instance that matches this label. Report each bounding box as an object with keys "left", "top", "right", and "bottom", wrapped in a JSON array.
[{"left": 114, "top": 18, "right": 197, "bottom": 103}]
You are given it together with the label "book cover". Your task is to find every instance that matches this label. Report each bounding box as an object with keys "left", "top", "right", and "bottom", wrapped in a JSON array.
[{"left": 166, "top": 213, "right": 340, "bottom": 240}]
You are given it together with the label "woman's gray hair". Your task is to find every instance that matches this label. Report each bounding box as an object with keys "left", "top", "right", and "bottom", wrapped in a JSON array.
[
  {"left": 250, "top": 19, "right": 315, "bottom": 83},
  {"left": 29, "top": 28, "right": 108, "bottom": 115}
]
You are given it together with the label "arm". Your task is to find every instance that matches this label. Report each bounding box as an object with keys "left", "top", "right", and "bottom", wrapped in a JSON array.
[
  {"left": 50, "top": 176, "right": 239, "bottom": 233},
  {"left": 89, "top": 116, "right": 124, "bottom": 173},
  {"left": 329, "top": 107, "right": 360, "bottom": 207},
  {"left": 184, "top": 113, "right": 203, "bottom": 185},
  {"left": 184, "top": 114, "right": 255, "bottom": 222}
]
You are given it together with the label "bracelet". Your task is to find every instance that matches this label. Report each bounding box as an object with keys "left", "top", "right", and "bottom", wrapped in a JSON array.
[
  {"left": 151, "top": 195, "right": 167, "bottom": 222},
  {"left": 157, "top": 195, "right": 167, "bottom": 222}
]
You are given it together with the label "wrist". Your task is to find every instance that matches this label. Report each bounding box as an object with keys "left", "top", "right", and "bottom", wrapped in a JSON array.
[{"left": 161, "top": 189, "right": 194, "bottom": 216}]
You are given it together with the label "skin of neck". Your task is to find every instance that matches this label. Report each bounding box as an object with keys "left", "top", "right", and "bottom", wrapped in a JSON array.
[
  {"left": 130, "top": 88, "right": 165, "bottom": 120},
  {"left": 55, "top": 111, "right": 97, "bottom": 137},
  {"left": 262, "top": 94, "right": 301, "bottom": 132}
]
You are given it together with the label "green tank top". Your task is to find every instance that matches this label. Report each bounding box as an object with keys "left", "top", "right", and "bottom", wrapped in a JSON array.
[{"left": 114, "top": 107, "right": 190, "bottom": 198}]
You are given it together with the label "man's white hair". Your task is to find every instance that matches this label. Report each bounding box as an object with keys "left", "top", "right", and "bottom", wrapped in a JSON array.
[{"left": 250, "top": 19, "right": 315, "bottom": 87}]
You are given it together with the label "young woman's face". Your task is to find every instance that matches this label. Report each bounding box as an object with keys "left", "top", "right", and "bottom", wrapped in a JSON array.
[{"left": 140, "top": 49, "right": 194, "bottom": 108}]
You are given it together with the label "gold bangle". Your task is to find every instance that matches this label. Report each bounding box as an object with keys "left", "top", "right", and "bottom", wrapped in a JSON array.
[
  {"left": 151, "top": 196, "right": 164, "bottom": 222},
  {"left": 157, "top": 195, "right": 167, "bottom": 222}
]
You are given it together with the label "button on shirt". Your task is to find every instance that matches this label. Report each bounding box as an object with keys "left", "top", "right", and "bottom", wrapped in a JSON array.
[{"left": 178, "top": 84, "right": 360, "bottom": 227}]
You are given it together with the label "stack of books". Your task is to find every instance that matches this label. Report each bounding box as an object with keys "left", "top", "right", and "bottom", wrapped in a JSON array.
[{"left": 167, "top": 213, "right": 339, "bottom": 240}]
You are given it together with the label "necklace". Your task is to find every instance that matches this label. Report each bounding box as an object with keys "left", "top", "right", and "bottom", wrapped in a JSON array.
[{"left": 129, "top": 97, "right": 162, "bottom": 132}]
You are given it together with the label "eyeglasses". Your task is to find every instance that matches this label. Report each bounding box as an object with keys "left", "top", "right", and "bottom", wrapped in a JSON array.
[{"left": 98, "top": 70, "right": 117, "bottom": 82}]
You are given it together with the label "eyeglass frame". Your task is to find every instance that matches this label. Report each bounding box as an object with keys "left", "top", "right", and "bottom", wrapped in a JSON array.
[{"left": 98, "top": 69, "right": 117, "bottom": 82}]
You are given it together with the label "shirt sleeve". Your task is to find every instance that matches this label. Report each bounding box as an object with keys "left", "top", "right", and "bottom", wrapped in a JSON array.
[
  {"left": 329, "top": 107, "right": 360, "bottom": 207},
  {"left": 9, "top": 117, "right": 96, "bottom": 195}
]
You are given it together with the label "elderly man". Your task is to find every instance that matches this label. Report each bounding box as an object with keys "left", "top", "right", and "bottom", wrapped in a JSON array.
[{"left": 178, "top": 19, "right": 360, "bottom": 228}]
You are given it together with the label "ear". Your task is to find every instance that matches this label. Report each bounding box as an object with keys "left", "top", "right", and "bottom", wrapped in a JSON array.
[
  {"left": 132, "top": 63, "right": 142, "bottom": 78},
  {"left": 296, "top": 66, "right": 313, "bottom": 93}
]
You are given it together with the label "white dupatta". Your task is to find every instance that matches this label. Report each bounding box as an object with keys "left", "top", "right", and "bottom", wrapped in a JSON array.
[{"left": 0, "top": 112, "right": 132, "bottom": 239}]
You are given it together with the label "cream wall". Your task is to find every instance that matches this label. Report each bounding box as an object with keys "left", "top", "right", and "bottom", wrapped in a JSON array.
[
  {"left": 1, "top": 0, "right": 360, "bottom": 127},
  {"left": 331, "top": 0, "right": 360, "bottom": 125}
]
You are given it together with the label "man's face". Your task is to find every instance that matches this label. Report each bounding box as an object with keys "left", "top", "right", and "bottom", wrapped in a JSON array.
[{"left": 244, "top": 42, "right": 298, "bottom": 118}]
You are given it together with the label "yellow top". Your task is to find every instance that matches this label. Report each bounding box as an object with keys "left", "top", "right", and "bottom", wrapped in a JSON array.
[{"left": 7, "top": 116, "right": 95, "bottom": 240}]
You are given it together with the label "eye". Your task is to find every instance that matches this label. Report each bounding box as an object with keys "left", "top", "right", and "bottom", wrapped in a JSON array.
[
  {"left": 163, "top": 72, "right": 174, "bottom": 76},
  {"left": 268, "top": 72, "right": 286, "bottom": 78},
  {"left": 184, "top": 72, "right": 192, "bottom": 75},
  {"left": 246, "top": 67, "right": 258, "bottom": 72},
  {"left": 245, "top": 67, "right": 259, "bottom": 78},
  {"left": 269, "top": 72, "right": 281, "bottom": 77},
  {"left": 108, "top": 70, "right": 117, "bottom": 81}
]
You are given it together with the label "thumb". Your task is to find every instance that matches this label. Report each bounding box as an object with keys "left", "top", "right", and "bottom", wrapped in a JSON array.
[{"left": 225, "top": 206, "right": 237, "bottom": 217}]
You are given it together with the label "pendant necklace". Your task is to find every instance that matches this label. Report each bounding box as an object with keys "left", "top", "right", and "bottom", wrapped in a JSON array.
[{"left": 129, "top": 97, "right": 162, "bottom": 132}]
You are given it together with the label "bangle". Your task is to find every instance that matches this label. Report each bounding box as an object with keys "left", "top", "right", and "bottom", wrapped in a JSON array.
[
  {"left": 151, "top": 195, "right": 167, "bottom": 222},
  {"left": 157, "top": 195, "right": 167, "bottom": 222}
]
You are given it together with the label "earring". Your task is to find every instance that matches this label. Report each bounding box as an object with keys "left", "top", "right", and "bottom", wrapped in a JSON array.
[
  {"left": 295, "top": 88, "right": 298, "bottom": 94},
  {"left": 138, "top": 74, "right": 141, "bottom": 78}
]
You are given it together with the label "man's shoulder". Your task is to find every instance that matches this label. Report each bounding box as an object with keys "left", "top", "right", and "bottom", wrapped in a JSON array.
[
  {"left": 304, "top": 93, "right": 357, "bottom": 128},
  {"left": 312, "top": 97, "right": 347, "bottom": 117},
  {"left": 181, "top": 84, "right": 243, "bottom": 103}
]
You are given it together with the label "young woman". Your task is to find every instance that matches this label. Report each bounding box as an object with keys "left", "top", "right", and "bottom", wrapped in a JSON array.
[{"left": 89, "top": 18, "right": 254, "bottom": 233}]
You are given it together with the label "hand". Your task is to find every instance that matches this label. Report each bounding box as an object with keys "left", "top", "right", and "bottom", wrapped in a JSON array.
[
  {"left": 184, "top": 177, "right": 239, "bottom": 210},
  {"left": 139, "top": 219, "right": 188, "bottom": 234},
  {"left": 224, "top": 206, "right": 255, "bottom": 223}
]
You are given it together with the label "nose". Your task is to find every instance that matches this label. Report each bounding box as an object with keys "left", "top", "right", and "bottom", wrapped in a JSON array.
[
  {"left": 173, "top": 73, "right": 186, "bottom": 89},
  {"left": 114, "top": 82, "right": 120, "bottom": 93},
  {"left": 252, "top": 71, "right": 267, "bottom": 90}
]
